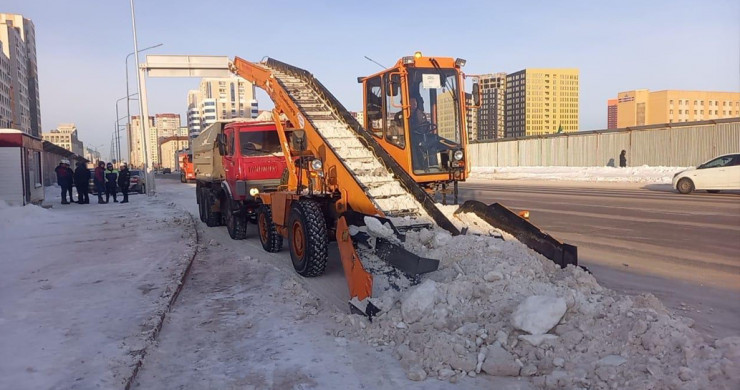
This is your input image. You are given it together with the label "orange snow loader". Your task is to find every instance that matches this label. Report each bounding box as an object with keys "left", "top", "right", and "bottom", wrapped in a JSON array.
[{"left": 228, "top": 55, "right": 578, "bottom": 318}]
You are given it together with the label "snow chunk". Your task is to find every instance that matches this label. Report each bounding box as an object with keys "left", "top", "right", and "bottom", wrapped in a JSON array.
[
  {"left": 480, "top": 344, "right": 521, "bottom": 376},
  {"left": 596, "top": 354, "right": 627, "bottom": 367},
  {"left": 400, "top": 280, "right": 437, "bottom": 324},
  {"left": 511, "top": 295, "right": 567, "bottom": 335},
  {"left": 363, "top": 216, "right": 394, "bottom": 238}
]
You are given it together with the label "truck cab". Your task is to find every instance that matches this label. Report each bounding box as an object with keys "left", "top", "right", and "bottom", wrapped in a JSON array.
[
  {"left": 179, "top": 151, "right": 195, "bottom": 183},
  {"left": 194, "top": 120, "right": 287, "bottom": 240},
  {"left": 221, "top": 121, "right": 285, "bottom": 200}
]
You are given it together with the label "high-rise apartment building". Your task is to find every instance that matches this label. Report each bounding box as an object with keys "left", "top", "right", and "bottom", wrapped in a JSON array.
[
  {"left": 84, "top": 147, "right": 101, "bottom": 164},
  {"left": 615, "top": 89, "right": 740, "bottom": 128},
  {"left": 152, "top": 113, "right": 181, "bottom": 168},
  {"left": 505, "top": 68, "right": 579, "bottom": 138},
  {"left": 477, "top": 73, "right": 506, "bottom": 140},
  {"left": 129, "top": 115, "right": 154, "bottom": 168},
  {"left": 0, "top": 41, "right": 10, "bottom": 128},
  {"left": 42, "top": 123, "right": 84, "bottom": 156},
  {"left": 465, "top": 93, "right": 477, "bottom": 142},
  {"left": 0, "top": 14, "right": 40, "bottom": 136},
  {"left": 187, "top": 77, "right": 258, "bottom": 133},
  {"left": 607, "top": 99, "right": 618, "bottom": 129},
  {"left": 186, "top": 90, "right": 201, "bottom": 138}
]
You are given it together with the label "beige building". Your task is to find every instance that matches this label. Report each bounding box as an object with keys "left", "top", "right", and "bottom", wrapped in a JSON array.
[
  {"left": 128, "top": 115, "right": 154, "bottom": 169},
  {"left": 187, "top": 77, "right": 258, "bottom": 132},
  {"left": 42, "top": 123, "right": 84, "bottom": 156},
  {"left": 505, "top": 68, "right": 579, "bottom": 137},
  {"left": 159, "top": 136, "right": 189, "bottom": 171},
  {"left": 0, "top": 14, "right": 40, "bottom": 136},
  {"left": 0, "top": 41, "right": 10, "bottom": 128},
  {"left": 616, "top": 89, "right": 740, "bottom": 128},
  {"left": 477, "top": 73, "right": 506, "bottom": 140}
]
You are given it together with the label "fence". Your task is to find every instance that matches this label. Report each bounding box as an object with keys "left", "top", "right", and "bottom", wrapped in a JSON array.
[{"left": 468, "top": 119, "right": 740, "bottom": 167}]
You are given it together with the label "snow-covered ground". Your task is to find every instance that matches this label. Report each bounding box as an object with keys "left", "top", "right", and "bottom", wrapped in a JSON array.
[
  {"left": 470, "top": 166, "right": 688, "bottom": 183},
  {"left": 2, "top": 180, "right": 738, "bottom": 389},
  {"left": 0, "top": 187, "right": 196, "bottom": 389}
]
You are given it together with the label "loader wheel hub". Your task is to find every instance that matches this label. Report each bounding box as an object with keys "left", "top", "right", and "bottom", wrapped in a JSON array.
[{"left": 292, "top": 220, "right": 305, "bottom": 258}]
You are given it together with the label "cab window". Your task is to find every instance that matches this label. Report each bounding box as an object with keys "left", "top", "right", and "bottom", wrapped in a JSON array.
[
  {"left": 385, "top": 73, "right": 404, "bottom": 148},
  {"left": 364, "top": 76, "right": 383, "bottom": 137},
  {"left": 701, "top": 155, "right": 733, "bottom": 169},
  {"left": 226, "top": 132, "right": 235, "bottom": 156}
]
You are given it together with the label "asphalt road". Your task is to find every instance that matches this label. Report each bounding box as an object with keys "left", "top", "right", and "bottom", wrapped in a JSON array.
[{"left": 459, "top": 179, "right": 740, "bottom": 340}]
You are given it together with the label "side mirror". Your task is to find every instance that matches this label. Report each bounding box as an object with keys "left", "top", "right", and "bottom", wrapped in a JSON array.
[
  {"left": 472, "top": 82, "right": 480, "bottom": 106},
  {"left": 291, "top": 130, "right": 307, "bottom": 151},
  {"left": 216, "top": 134, "right": 227, "bottom": 156}
]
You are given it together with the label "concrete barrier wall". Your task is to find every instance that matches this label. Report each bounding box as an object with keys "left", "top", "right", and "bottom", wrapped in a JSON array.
[{"left": 469, "top": 119, "right": 740, "bottom": 167}]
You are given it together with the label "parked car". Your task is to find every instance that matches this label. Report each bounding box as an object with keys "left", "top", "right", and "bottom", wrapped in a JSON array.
[
  {"left": 672, "top": 153, "right": 740, "bottom": 194},
  {"left": 130, "top": 170, "right": 146, "bottom": 194},
  {"left": 162, "top": 167, "right": 171, "bottom": 174}
]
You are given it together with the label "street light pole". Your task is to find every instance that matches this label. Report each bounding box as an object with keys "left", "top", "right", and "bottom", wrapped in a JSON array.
[
  {"left": 125, "top": 43, "right": 161, "bottom": 166},
  {"left": 115, "top": 93, "right": 138, "bottom": 163},
  {"left": 129, "top": 0, "right": 155, "bottom": 194}
]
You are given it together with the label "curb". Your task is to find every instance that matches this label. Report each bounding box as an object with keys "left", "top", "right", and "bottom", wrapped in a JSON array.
[{"left": 122, "top": 212, "right": 201, "bottom": 389}]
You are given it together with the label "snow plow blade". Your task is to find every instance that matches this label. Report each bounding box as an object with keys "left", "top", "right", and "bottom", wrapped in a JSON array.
[
  {"left": 344, "top": 211, "right": 440, "bottom": 276},
  {"left": 454, "top": 200, "right": 578, "bottom": 268}
]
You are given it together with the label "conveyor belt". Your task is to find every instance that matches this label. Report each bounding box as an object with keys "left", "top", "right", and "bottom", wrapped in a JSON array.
[{"left": 262, "top": 59, "right": 460, "bottom": 233}]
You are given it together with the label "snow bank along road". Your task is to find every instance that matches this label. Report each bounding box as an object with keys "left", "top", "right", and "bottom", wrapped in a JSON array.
[
  {"left": 460, "top": 179, "right": 740, "bottom": 340},
  {"left": 0, "top": 190, "right": 196, "bottom": 389},
  {"left": 134, "top": 175, "right": 738, "bottom": 389}
]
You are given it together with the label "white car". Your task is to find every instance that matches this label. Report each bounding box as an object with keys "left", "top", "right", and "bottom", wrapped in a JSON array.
[{"left": 672, "top": 153, "right": 740, "bottom": 194}]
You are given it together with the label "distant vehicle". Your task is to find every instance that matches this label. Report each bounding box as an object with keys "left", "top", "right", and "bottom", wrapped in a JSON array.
[
  {"left": 672, "top": 153, "right": 740, "bottom": 194},
  {"left": 162, "top": 168, "right": 171, "bottom": 174},
  {"left": 130, "top": 170, "right": 146, "bottom": 194},
  {"left": 179, "top": 151, "right": 195, "bottom": 183}
]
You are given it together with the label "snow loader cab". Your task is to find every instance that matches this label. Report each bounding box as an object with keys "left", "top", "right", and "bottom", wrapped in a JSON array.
[{"left": 359, "top": 52, "right": 474, "bottom": 203}]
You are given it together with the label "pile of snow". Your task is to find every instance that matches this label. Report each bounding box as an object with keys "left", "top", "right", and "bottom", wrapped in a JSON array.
[
  {"left": 335, "top": 207, "right": 740, "bottom": 388},
  {"left": 470, "top": 166, "right": 688, "bottom": 183},
  {"left": 0, "top": 199, "right": 59, "bottom": 226}
]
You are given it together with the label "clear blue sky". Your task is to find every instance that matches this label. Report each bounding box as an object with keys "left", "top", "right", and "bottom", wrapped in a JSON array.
[{"left": 5, "top": 0, "right": 740, "bottom": 159}]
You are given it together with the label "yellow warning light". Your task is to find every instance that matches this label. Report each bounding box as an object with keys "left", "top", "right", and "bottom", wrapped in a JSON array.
[
  {"left": 518, "top": 210, "right": 530, "bottom": 220},
  {"left": 414, "top": 51, "right": 423, "bottom": 59}
]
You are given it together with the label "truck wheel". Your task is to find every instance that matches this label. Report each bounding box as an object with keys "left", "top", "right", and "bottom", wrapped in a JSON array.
[
  {"left": 198, "top": 188, "right": 206, "bottom": 222},
  {"left": 180, "top": 174, "right": 186, "bottom": 183},
  {"left": 225, "top": 197, "right": 247, "bottom": 240},
  {"left": 257, "top": 204, "right": 283, "bottom": 252},
  {"left": 205, "top": 191, "right": 222, "bottom": 227},
  {"left": 288, "top": 200, "right": 327, "bottom": 277}
]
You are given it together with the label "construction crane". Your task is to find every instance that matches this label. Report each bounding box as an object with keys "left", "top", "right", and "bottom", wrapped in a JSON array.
[{"left": 224, "top": 55, "right": 577, "bottom": 318}]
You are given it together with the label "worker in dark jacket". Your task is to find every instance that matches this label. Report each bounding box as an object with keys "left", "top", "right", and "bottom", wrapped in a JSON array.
[
  {"left": 74, "top": 162, "right": 91, "bottom": 204},
  {"left": 619, "top": 150, "right": 627, "bottom": 168},
  {"left": 94, "top": 161, "right": 106, "bottom": 203},
  {"left": 54, "top": 159, "right": 74, "bottom": 204},
  {"left": 105, "top": 162, "right": 119, "bottom": 203},
  {"left": 118, "top": 162, "right": 131, "bottom": 203}
]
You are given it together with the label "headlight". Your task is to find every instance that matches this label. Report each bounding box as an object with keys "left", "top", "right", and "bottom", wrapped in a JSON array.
[
  {"left": 249, "top": 187, "right": 259, "bottom": 196},
  {"left": 453, "top": 150, "right": 464, "bottom": 161},
  {"left": 311, "top": 159, "right": 323, "bottom": 171}
]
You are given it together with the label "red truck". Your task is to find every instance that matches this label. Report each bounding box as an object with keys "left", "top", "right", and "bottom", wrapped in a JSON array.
[{"left": 192, "top": 120, "right": 286, "bottom": 239}]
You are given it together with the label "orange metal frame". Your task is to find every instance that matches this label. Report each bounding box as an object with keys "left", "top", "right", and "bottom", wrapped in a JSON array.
[{"left": 360, "top": 55, "right": 471, "bottom": 186}]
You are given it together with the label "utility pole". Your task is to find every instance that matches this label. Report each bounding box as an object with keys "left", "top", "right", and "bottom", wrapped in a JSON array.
[{"left": 129, "top": 0, "right": 154, "bottom": 194}]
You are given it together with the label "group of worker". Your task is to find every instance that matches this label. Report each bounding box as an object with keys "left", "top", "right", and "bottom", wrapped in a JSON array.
[{"left": 54, "top": 160, "right": 132, "bottom": 205}]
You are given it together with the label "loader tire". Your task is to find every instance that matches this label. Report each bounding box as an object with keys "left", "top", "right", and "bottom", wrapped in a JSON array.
[
  {"left": 205, "top": 191, "right": 222, "bottom": 227},
  {"left": 257, "top": 204, "right": 283, "bottom": 253},
  {"left": 288, "top": 200, "right": 327, "bottom": 277},
  {"left": 225, "top": 196, "right": 247, "bottom": 240}
]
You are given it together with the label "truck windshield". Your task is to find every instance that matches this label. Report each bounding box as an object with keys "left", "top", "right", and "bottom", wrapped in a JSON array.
[
  {"left": 407, "top": 67, "right": 463, "bottom": 174},
  {"left": 240, "top": 131, "right": 283, "bottom": 156}
]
